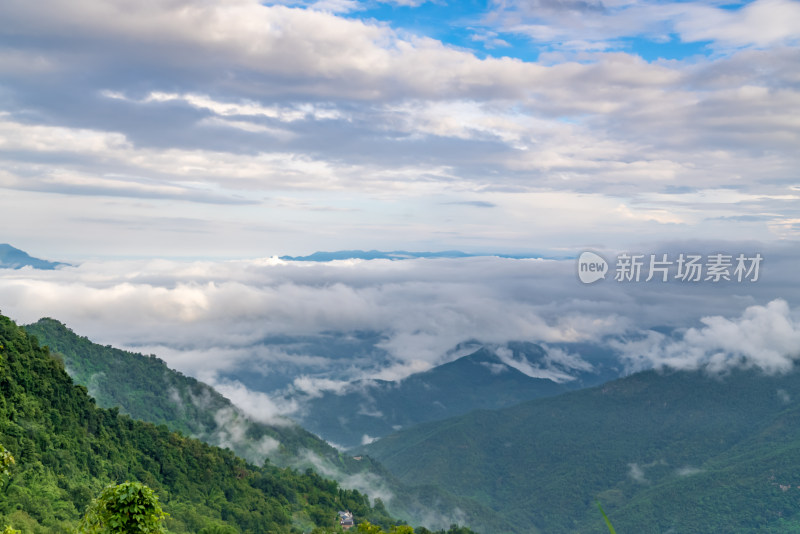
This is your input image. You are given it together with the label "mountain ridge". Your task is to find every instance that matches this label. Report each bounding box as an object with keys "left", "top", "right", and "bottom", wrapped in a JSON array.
[
  {"left": 0, "top": 244, "right": 68, "bottom": 270},
  {"left": 362, "top": 365, "right": 800, "bottom": 533},
  {"left": 293, "top": 341, "right": 615, "bottom": 449},
  {"left": 23, "top": 317, "right": 511, "bottom": 533},
  {"left": 0, "top": 311, "right": 399, "bottom": 532},
  {"left": 279, "top": 250, "right": 545, "bottom": 262}
]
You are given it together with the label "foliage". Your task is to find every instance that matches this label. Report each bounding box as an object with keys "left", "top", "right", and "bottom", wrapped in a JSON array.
[
  {"left": 0, "top": 444, "right": 13, "bottom": 478},
  {"left": 24, "top": 318, "right": 340, "bottom": 467},
  {"left": 296, "top": 345, "right": 598, "bottom": 449},
  {"left": 23, "top": 318, "right": 494, "bottom": 533},
  {"left": 78, "top": 482, "right": 167, "bottom": 533},
  {"left": 0, "top": 313, "right": 396, "bottom": 532},
  {"left": 0, "top": 441, "right": 17, "bottom": 534},
  {"left": 352, "top": 522, "right": 477, "bottom": 534},
  {"left": 364, "top": 366, "right": 800, "bottom": 533}
]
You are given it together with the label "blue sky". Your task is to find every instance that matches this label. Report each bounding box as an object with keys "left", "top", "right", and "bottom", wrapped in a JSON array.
[{"left": 337, "top": 0, "right": 716, "bottom": 61}]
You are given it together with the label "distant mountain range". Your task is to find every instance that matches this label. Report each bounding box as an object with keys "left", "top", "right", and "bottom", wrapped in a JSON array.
[
  {"left": 293, "top": 342, "right": 617, "bottom": 449},
  {"left": 0, "top": 243, "right": 68, "bottom": 269},
  {"left": 362, "top": 365, "right": 800, "bottom": 533},
  {"left": 280, "top": 250, "right": 546, "bottom": 262}
]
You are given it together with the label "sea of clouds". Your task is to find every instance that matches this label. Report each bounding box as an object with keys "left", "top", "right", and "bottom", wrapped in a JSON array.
[{"left": 1, "top": 241, "right": 799, "bottom": 424}]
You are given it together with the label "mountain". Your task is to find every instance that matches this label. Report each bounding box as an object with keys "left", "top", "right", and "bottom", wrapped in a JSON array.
[
  {"left": 25, "top": 317, "right": 341, "bottom": 467},
  {"left": 23, "top": 318, "right": 503, "bottom": 533},
  {"left": 0, "top": 312, "right": 398, "bottom": 533},
  {"left": 362, "top": 366, "right": 800, "bottom": 533},
  {"left": 0, "top": 244, "right": 68, "bottom": 269},
  {"left": 294, "top": 342, "right": 615, "bottom": 448},
  {"left": 279, "top": 250, "right": 542, "bottom": 262}
]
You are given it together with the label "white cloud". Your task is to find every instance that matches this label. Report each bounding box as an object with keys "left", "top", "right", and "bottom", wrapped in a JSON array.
[
  {"left": 628, "top": 462, "right": 648, "bottom": 484},
  {"left": 0, "top": 0, "right": 542, "bottom": 100},
  {"left": 489, "top": 0, "right": 800, "bottom": 53},
  {"left": 614, "top": 299, "right": 800, "bottom": 374},
  {"left": 0, "top": 255, "right": 623, "bottom": 384},
  {"left": 2, "top": 244, "right": 800, "bottom": 426},
  {"left": 209, "top": 378, "right": 300, "bottom": 425},
  {"left": 675, "top": 0, "right": 800, "bottom": 50},
  {"left": 297, "top": 449, "right": 395, "bottom": 503},
  {"left": 1, "top": 0, "right": 799, "bottom": 257},
  {"left": 126, "top": 91, "right": 347, "bottom": 123},
  {"left": 676, "top": 466, "right": 701, "bottom": 477}
]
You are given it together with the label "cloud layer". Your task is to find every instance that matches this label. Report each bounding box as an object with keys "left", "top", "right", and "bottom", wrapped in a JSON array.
[
  {"left": 615, "top": 299, "right": 800, "bottom": 374},
  {"left": 3, "top": 245, "right": 799, "bottom": 403},
  {"left": 0, "top": 0, "right": 798, "bottom": 258}
]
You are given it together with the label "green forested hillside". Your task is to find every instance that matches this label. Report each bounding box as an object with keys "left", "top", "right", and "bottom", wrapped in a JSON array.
[
  {"left": 24, "top": 318, "right": 338, "bottom": 467},
  {"left": 296, "top": 345, "right": 603, "bottom": 449},
  {"left": 0, "top": 312, "right": 398, "bottom": 533},
  {"left": 22, "top": 318, "right": 514, "bottom": 534},
  {"left": 363, "top": 366, "right": 800, "bottom": 533}
]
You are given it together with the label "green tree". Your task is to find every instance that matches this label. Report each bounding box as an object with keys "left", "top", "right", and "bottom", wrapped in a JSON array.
[
  {"left": 357, "top": 522, "right": 386, "bottom": 534},
  {"left": 0, "top": 444, "right": 13, "bottom": 478},
  {"left": 78, "top": 481, "right": 168, "bottom": 533},
  {"left": 0, "top": 445, "right": 19, "bottom": 534},
  {"left": 197, "top": 526, "right": 238, "bottom": 534}
]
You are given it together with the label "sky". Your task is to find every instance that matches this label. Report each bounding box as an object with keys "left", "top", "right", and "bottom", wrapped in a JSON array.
[
  {"left": 1, "top": 0, "right": 800, "bottom": 426},
  {"left": 0, "top": 0, "right": 798, "bottom": 259}
]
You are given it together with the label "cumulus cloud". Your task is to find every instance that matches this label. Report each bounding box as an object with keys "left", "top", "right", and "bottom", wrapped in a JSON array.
[
  {"left": 488, "top": 0, "right": 800, "bottom": 52},
  {"left": 0, "top": 0, "right": 541, "bottom": 100},
  {"left": 1, "top": 0, "right": 799, "bottom": 258},
  {"left": 674, "top": 0, "right": 800, "bottom": 50},
  {"left": 613, "top": 299, "right": 800, "bottom": 374}
]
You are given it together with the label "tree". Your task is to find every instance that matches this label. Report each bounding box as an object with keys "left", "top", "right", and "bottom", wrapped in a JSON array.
[
  {"left": 78, "top": 481, "right": 168, "bottom": 533},
  {"left": 357, "top": 522, "right": 386, "bottom": 534},
  {"left": 0, "top": 444, "right": 19, "bottom": 533},
  {"left": 0, "top": 443, "right": 14, "bottom": 478}
]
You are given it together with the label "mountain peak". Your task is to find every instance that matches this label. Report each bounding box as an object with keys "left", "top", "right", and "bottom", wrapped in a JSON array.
[{"left": 0, "top": 244, "right": 68, "bottom": 270}]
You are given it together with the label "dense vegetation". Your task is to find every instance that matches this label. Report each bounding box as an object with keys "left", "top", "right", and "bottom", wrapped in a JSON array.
[
  {"left": 24, "top": 318, "right": 343, "bottom": 468},
  {"left": 23, "top": 318, "right": 512, "bottom": 533},
  {"left": 0, "top": 312, "right": 397, "bottom": 532},
  {"left": 363, "top": 366, "right": 800, "bottom": 533},
  {"left": 352, "top": 522, "right": 478, "bottom": 534},
  {"left": 296, "top": 344, "right": 614, "bottom": 449}
]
